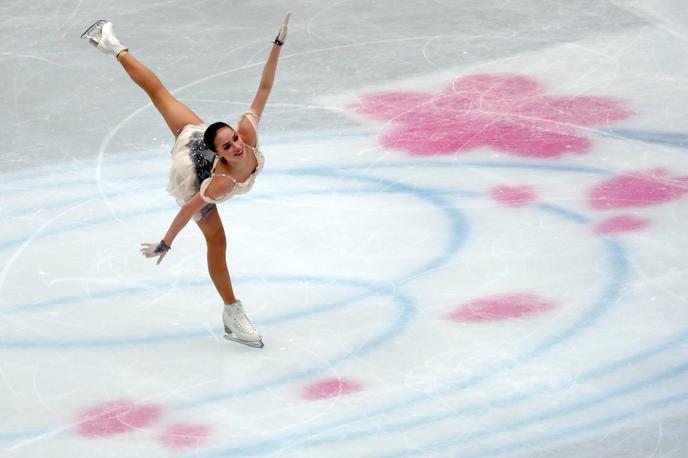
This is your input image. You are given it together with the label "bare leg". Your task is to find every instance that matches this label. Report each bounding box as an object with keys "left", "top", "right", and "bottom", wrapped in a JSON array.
[
  {"left": 116, "top": 51, "right": 203, "bottom": 135},
  {"left": 196, "top": 210, "right": 237, "bottom": 305}
]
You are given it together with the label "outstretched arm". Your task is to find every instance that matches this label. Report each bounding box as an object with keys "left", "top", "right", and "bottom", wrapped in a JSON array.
[
  {"left": 249, "top": 13, "right": 291, "bottom": 119},
  {"left": 162, "top": 193, "right": 207, "bottom": 245},
  {"left": 140, "top": 193, "right": 208, "bottom": 265},
  {"left": 141, "top": 175, "right": 235, "bottom": 264}
]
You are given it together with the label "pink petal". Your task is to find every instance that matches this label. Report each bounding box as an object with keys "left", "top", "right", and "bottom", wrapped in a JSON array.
[
  {"left": 589, "top": 168, "right": 688, "bottom": 210},
  {"left": 448, "top": 74, "right": 543, "bottom": 101},
  {"left": 519, "top": 96, "right": 633, "bottom": 125},
  {"left": 302, "top": 378, "right": 364, "bottom": 400},
  {"left": 380, "top": 121, "right": 485, "bottom": 155},
  {"left": 448, "top": 293, "right": 555, "bottom": 322},
  {"left": 491, "top": 185, "right": 537, "bottom": 207},
  {"left": 159, "top": 423, "right": 211, "bottom": 449},
  {"left": 349, "top": 92, "right": 432, "bottom": 122},
  {"left": 485, "top": 122, "right": 591, "bottom": 158},
  {"left": 594, "top": 215, "right": 651, "bottom": 235},
  {"left": 76, "top": 400, "right": 163, "bottom": 437}
]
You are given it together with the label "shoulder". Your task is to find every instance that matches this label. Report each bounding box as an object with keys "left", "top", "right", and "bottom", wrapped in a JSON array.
[
  {"left": 238, "top": 110, "right": 260, "bottom": 147},
  {"left": 199, "top": 173, "right": 237, "bottom": 203}
]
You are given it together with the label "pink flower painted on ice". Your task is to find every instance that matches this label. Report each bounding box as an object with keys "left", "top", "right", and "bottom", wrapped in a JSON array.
[
  {"left": 349, "top": 74, "right": 633, "bottom": 158},
  {"left": 589, "top": 168, "right": 688, "bottom": 210}
]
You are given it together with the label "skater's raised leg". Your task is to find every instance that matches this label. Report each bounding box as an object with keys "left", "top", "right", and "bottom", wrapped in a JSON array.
[
  {"left": 117, "top": 52, "right": 203, "bottom": 135},
  {"left": 83, "top": 20, "right": 203, "bottom": 135}
]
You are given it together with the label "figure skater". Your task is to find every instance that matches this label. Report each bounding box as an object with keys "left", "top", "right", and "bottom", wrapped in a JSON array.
[{"left": 81, "top": 13, "right": 291, "bottom": 348}]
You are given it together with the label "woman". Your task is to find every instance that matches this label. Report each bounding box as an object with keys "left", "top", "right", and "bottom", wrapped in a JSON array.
[{"left": 81, "top": 13, "right": 291, "bottom": 348}]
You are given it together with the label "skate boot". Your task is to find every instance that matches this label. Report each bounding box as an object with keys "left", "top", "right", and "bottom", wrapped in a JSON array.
[
  {"left": 223, "top": 300, "right": 264, "bottom": 348},
  {"left": 81, "top": 20, "right": 128, "bottom": 58}
]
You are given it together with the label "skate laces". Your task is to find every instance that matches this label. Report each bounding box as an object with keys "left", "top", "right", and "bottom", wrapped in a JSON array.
[{"left": 228, "top": 303, "right": 257, "bottom": 334}]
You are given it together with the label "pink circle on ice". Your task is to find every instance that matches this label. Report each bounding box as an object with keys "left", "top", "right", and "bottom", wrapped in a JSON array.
[
  {"left": 491, "top": 185, "right": 536, "bottom": 207},
  {"left": 448, "top": 293, "right": 555, "bottom": 322},
  {"left": 594, "top": 215, "right": 650, "bottom": 235},
  {"left": 589, "top": 168, "right": 688, "bottom": 210},
  {"left": 159, "top": 423, "right": 211, "bottom": 448},
  {"left": 302, "top": 379, "right": 364, "bottom": 400},
  {"left": 76, "top": 400, "right": 163, "bottom": 437}
]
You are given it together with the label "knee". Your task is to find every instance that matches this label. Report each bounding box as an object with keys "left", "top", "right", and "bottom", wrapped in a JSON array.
[
  {"left": 148, "top": 85, "right": 172, "bottom": 107},
  {"left": 204, "top": 229, "right": 227, "bottom": 250}
]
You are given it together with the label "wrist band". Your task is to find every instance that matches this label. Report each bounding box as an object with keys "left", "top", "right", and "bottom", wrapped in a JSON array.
[{"left": 155, "top": 240, "right": 171, "bottom": 254}]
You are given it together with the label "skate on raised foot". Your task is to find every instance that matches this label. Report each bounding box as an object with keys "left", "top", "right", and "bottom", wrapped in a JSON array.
[
  {"left": 223, "top": 300, "right": 264, "bottom": 348},
  {"left": 81, "top": 20, "right": 128, "bottom": 57}
]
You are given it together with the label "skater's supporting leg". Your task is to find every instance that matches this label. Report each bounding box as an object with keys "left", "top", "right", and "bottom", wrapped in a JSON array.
[
  {"left": 117, "top": 51, "right": 203, "bottom": 135},
  {"left": 197, "top": 211, "right": 262, "bottom": 347},
  {"left": 196, "top": 209, "right": 237, "bottom": 305}
]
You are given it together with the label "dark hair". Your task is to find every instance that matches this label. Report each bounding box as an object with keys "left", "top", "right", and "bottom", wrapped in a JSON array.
[{"left": 203, "top": 121, "right": 232, "bottom": 152}]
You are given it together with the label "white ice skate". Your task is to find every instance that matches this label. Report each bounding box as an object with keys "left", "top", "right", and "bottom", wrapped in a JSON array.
[
  {"left": 223, "top": 300, "right": 264, "bottom": 348},
  {"left": 81, "top": 20, "right": 128, "bottom": 57}
]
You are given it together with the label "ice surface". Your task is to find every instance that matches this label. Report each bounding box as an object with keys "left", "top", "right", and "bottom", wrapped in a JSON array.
[{"left": 1, "top": 1, "right": 688, "bottom": 457}]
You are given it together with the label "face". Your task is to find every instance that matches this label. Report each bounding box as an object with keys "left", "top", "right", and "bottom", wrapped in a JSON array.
[{"left": 214, "top": 126, "right": 245, "bottom": 162}]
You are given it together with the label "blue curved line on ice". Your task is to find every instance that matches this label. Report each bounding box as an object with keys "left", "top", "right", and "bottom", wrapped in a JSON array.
[
  {"left": 4, "top": 123, "right": 686, "bottom": 189},
  {"left": 382, "top": 361, "right": 688, "bottom": 457},
  {"left": 1, "top": 163, "right": 629, "bottom": 454},
  {"left": 0, "top": 430, "right": 48, "bottom": 443},
  {"left": 0, "top": 130, "right": 372, "bottom": 187},
  {"left": 466, "top": 391, "right": 688, "bottom": 458},
  {"left": 174, "top": 286, "right": 415, "bottom": 409},
  {"left": 306, "top": 329, "right": 688, "bottom": 451},
  {"left": 182, "top": 217, "right": 630, "bottom": 457},
  {"left": 1, "top": 159, "right": 612, "bottom": 204},
  {"left": 0, "top": 275, "right": 415, "bottom": 444},
  {"left": 2, "top": 170, "right": 468, "bottom": 317},
  {"left": 600, "top": 128, "right": 688, "bottom": 150},
  {"left": 1, "top": 276, "right": 393, "bottom": 348}
]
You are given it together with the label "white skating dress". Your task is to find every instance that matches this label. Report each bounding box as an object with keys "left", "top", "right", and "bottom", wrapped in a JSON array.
[{"left": 166, "top": 110, "right": 264, "bottom": 221}]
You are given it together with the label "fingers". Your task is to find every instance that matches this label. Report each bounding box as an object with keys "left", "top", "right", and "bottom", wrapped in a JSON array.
[
  {"left": 140, "top": 241, "right": 170, "bottom": 264},
  {"left": 140, "top": 244, "right": 154, "bottom": 257},
  {"left": 140, "top": 242, "right": 158, "bottom": 259},
  {"left": 274, "top": 11, "right": 292, "bottom": 45}
]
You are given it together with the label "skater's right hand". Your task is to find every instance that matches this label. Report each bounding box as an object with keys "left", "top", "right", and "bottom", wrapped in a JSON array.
[
  {"left": 140, "top": 240, "right": 171, "bottom": 265},
  {"left": 273, "top": 12, "right": 292, "bottom": 46}
]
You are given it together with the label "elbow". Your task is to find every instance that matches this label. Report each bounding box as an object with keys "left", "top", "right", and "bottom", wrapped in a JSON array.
[{"left": 180, "top": 202, "right": 200, "bottom": 219}]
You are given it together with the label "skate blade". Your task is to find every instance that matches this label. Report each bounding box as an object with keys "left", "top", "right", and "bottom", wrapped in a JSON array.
[
  {"left": 224, "top": 333, "right": 264, "bottom": 348},
  {"left": 80, "top": 19, "right": 107, "bottom": 46}
]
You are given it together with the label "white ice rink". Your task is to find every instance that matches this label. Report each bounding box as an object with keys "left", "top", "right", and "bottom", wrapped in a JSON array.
[{"left": 2, "top": 1, "right": 688, "bottom": 456}]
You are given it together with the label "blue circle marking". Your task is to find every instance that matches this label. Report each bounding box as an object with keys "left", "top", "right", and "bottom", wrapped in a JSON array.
[{"left": 5, "top": 154, "right": 676, "bottom": 457}]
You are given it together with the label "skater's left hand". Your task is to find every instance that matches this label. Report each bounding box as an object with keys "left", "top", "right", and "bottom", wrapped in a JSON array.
[
  {"left": 273, "top": 12, "right": 292, "bottom": 46},
  {"left": 140, "top": 240, "right": 171, "bottom": 265}
]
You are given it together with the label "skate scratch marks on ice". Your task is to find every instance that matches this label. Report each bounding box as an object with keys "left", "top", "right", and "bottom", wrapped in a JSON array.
[
  {"left": 57, "top": 0, "right": 85, "bottom": 38},
  {"left": 0, "top": 200, "right": 92, "bottom": 306}
]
